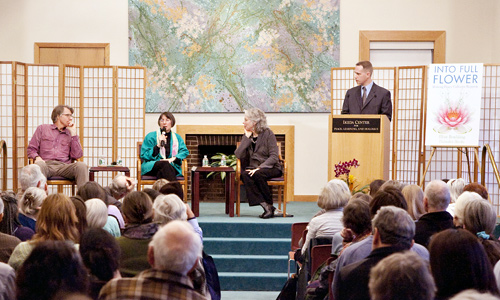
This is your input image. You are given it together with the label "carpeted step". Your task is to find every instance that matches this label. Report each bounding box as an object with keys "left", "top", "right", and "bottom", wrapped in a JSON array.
[
  {"left": 204, "top": 237, "right": 290, "bottom": 255},
  {"left": 199, "top": 221, "right": 291, "bottom": 239},
  {"left": 218, "top": 272, "right": 288, "bottom": 291},
  {"left": 212, "top": 254, "right": 288, "bottom": 273}
]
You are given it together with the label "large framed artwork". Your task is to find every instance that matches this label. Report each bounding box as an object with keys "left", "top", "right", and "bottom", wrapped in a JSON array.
[{"left": 129, "top": 0, "right": 340, "bottom": 113}]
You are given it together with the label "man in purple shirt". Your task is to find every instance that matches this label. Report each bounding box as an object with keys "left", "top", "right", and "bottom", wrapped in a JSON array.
[{"left": 27, "top": 105, "right": 88, "bottom": 188}]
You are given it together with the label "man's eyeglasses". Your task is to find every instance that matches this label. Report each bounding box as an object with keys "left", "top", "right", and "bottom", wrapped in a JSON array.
[{"left": 61, "top": 113, "right": 73, "bottom": 118}]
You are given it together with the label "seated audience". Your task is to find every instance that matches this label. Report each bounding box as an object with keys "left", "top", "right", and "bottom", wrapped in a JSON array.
[
  {"left": 0, "top": 191, "right": 35, "bottom": 241},
  {"left": 17, "top": 164, "right": 47, "bottom": 200},
  {"left": 0, "top": 262, "right": 15, "bottom": 300},
  {"left": 450, "top": 290, "right": 500, "bottom": 300},
  {"left": 0, "top": 198, "right": 21, "bottom": 263},
  {"left": 8, "top": 193, "right": 80, "bottom": 270},
  {"left": 402, "top": 184, "right": 425, "bottom": 220},
  {"left": 152, "top": 178, "right": 169, "bottom": 191},
  {"left": 369, "top": 251, "right": 436, "bottom": 300},
  {"left": 85, "top": 199, "right": 120, "bottom": 237},
  {"left": 80, "top": 228, "right": 121, "bottom": 300},
  {"left": 16, "top": 240, "right": 89, "bottom": 300},
  {"left": 159, "top": 181, "right": 185, "bottom": 200},
  {"left": 454, "top": 191, "right": 484, "bottom": 227},
  {"left": 429, "top": 228, "right": 500, "bottom": 299},
  {"left": 78, "top": 181, "right": 125, "bottom": 230},
  {"left": 414, "top": 180, "right": 453, "bottom": 248},
  {"left": 143, "top": 188, "right": 161, "bottom": 202},
  {"left": 104, "top": 174, "right": 136, "bottom": 209},
  {"left": 71, "top": 195, "right": 88, "bottom": 238},
  {"left": 369, "top": 179, "right": 385, "bottom": 197},
  {"left": 335, "top": 206, "right": 416, "bottom": 300},
  {"left": 349, "top": 192, "right": 372, "bottom": 203},
  {"left": 447, "top": 178, "right": 466, "bottom": 216},
  {"left": 18, "top": 187, "right": 47, "bottom": 232},
  {"left": 463, "top": 182, "right": 489, "bottom": 200},
  {"left": 302, "top": 179, "right": 350, "bottom": 255},
  {"left": 462, "top": 199, "right": 500, "bottom": 267},
  {"left": 117, "top": 191, "right": 159, "bottom": 277},
  {"left": 99, "top": 220, "right": 206, "bottom": 300},
  {"left": 378, "top": 179, "right": 406, "bottom": 192}
]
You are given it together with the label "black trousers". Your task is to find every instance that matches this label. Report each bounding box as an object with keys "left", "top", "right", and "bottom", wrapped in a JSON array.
[
  {"left": 241, "top": 168, "right": 282, "bottom": 206},
  {"left": 146, "top": 161, "right": 177, "bottom": 181}
]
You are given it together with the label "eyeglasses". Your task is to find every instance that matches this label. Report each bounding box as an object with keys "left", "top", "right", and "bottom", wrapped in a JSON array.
[{"left": 61, "top": 113, "right": 73, "bottom": 118}]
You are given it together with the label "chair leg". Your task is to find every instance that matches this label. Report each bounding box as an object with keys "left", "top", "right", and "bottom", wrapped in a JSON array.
[
  {"left": 57, "top": 185, "right": 63, "bottom": 194},
  {"left": 236, "top": 183, "right": 241, "bottom": 217},
  {"left": 71, "top": 184, "right": 76, "bottom": 196},
  {"left": 277, "top": 186, "right": 282, "bottom": 210},
  {"left": 283, "top": 185, "right": 287, "bottom": 217}
]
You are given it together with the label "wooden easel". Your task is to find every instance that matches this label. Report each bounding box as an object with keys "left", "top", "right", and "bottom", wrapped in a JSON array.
[{"left": 419, "top": 146, "right": 480, "bottom": 187}]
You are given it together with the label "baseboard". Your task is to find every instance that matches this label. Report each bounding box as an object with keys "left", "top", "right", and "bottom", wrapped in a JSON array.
[{"left": 291, "top": 195, "right": 318, "bottom": 202}]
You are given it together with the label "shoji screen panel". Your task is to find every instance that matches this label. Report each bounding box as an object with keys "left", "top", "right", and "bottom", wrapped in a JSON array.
[
  {"left": 330, "top": 68, "right": 355, "bottom": 114},
  {"left": 82, "top": 67, "right": 114, "bottom": 187},
  {"left": 63, "top": 66, "right": 82, "bottom": 131},
  {"left": 15, "top": 63, "right": 27, "bottom": 190},
  {"left": 393, "top": 66, "right": 425, "bottom": 184},
  {"left": 0, "top": 62, "right": 14, "bottom": 190},
  {"left": 116, "top": 67, "right": 145, "bottom": 181}
]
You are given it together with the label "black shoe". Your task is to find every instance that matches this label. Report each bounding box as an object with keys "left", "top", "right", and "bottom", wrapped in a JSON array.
[{"left": 260, "top": 206, "right": 275, "bottom": 219}]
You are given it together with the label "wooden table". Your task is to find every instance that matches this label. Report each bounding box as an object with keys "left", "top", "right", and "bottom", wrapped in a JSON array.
[
  {"left": 89, "top": 166, "right": 131, "bottom": 181},
  {"left": 191, "top": 166, "right": 235, "bottom": 217}
]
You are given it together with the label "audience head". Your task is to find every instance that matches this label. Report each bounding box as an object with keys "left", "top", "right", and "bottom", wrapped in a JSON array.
[
  {"left": 448, "top": 178, "right": 466, "bottom": 203},
  {"left": 19, "top": 187, "right": 46, "bottom": 217},
  {"left": 369, "top": 251, "right": 435, "bottom": 300},
  {"left": 454, "top": 191, "right": 484, "bottom": 227},
  {"left": 153, "top": 194, "right": 187, "bottom": 225},
  {"left": 317, "top": 179, "right": 351, "bottom": 210},
  {"left": 70, "top": 195, "right": 88, "bottom": 237},
  {"left": 463, "top": 199, "right": 496, "bottom": 237},
  {"left": 450, "top": 290, "right": 500, "bottom": 300},
  {"left": 16, "top": 240, "right": 89, "bottom": 300},
  {"left": 429, "top": 229, "right": 499, "bottom": 299},
  {"left": 109, "top": 175, "right": 136, "bottom": 199},
  {"left": 122, "top": 191, "right": 153, "bottom": 225},
  {"left": 148, "top": 220, "right": 202, "bottom": 275},
  {"left": 152, "top": 178, "right": 170, "bottom": 191},
  {"left": 369, "top": 186, "right": 408, "bottom": 218},
  {"left": 372, "top": 206, "right": 415, "bottom": 249},
  {"left": 80, "top": 228, "right": 121, "bottom": 282},
  {"left": 350, "top": 192, "right": 372, "bottom": 204},
  {"left": 379, "top": 180, "right": 406, "bottom": 192},
  {"left": 77, "top": 181, "right": 108, "bottom": 204},
  {"left": 244, "top": 107, "right": 268, "bottom": 134},
  {"left": 424, "top": 180, "right": 451, "bottom": 211},
  {"left": 402, "top": 184, "right": 425, "bottom": 220},
  {"left": 369, "top": 179, "right": 385, "bottom": 197},
  {"left": 85, "top": 198, "right": 108, "bottom": 229},
  {"left": 342, "top": 198, "right": 372, "bottom": 236},
  {"left": 35, "top": 193, "right": 79, "bottom": 243},
  {"left": 143, "top": 188, "right": 161, "bottom": 202},
  {"left": 0, "top": 191, "right": 20, "bottom": 235},
  {"left": 159, "top": 181, "right": 184, "bottom": 200},
  {"left": 464, "top": 183, "right": 489, "bottom": 200},
  {"left": 18, "top": 164, "right": 47, "bottom": 192}
]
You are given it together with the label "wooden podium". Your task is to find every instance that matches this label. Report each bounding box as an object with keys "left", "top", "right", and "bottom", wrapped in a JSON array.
[{"left": 328, "top": 115, "right": 390, "bottom": 188}]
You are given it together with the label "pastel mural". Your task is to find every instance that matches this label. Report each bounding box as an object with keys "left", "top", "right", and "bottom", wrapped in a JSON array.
[{"left": 129, "top": 0, "right": 340, "bottom": 112}]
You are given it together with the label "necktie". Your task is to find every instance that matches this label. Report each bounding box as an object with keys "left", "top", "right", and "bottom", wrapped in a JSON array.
[{"left": 362, "top": 86, "right": 367, "bottom": 105}]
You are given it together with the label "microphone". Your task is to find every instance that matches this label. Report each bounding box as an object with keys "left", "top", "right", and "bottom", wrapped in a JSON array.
[{"left": 160, "top": 128, "right": 167, "bottom": 147}]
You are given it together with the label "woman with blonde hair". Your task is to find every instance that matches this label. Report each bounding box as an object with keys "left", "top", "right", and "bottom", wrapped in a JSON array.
[
  {"left": 18, "top": 187, "right": 47, "bottom": 232},
  {"left": 402, "top": 185, "right": 425, "bottom": 220},
  {"left": 8, "top": 193, "right": 79, "bottom": 270}
]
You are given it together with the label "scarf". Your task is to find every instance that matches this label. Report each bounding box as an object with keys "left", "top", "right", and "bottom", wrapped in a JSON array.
[{"left": 156, "top": 129, "right": 179, "bottom": 159}]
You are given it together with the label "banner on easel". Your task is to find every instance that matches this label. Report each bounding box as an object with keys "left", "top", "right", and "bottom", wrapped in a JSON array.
[{"left": 425, "top": 63, "right": 483, "bottom": 146}]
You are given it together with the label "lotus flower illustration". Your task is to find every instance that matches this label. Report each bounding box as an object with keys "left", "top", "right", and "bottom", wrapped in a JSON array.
[{"left": 434, "top": 100, "right": 472, "bottom": 134}]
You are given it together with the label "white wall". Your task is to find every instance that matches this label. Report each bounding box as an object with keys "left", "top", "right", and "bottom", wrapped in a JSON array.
[{"left": 1, "top": 0, "right": 498, "bottom": 197}]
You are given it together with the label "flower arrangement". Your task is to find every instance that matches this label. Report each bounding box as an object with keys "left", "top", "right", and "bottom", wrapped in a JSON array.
[{"left": 334, "top": 159, "right": 368, "bottom": 194}]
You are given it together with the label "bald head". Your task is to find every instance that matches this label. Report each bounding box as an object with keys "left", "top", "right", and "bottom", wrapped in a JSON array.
[{"left": 424, "top": 180, "right": 450, "bottom": 211}]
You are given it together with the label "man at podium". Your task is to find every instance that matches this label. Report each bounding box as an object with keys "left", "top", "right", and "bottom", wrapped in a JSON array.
[{"left": 341, "top": 61, "right": 392, "bottom": 121}]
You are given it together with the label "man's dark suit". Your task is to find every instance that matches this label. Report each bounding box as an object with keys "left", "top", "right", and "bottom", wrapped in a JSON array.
[{"left": 341, "top": 83, "right": 392, "bottom": 121}]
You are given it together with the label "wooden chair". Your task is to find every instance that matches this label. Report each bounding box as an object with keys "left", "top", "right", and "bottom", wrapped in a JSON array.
[
  {"left": 136, "top": 141, "right": 188, "bottom": 201},
  {"left": 310, "top": 244, "right": 333, "bottom": 277},
  {"left": 235, "top": 142, "right": 287, "bottom": 217},
  {"left": 28, "top": 158, "right": 77, "bottom": 195},
  {"left": 288, "top": 222, "right": 309, "bottom": 277}
]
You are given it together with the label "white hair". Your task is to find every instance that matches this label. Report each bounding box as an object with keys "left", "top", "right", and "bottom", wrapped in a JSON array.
[
  {"left": 20, "top": 187, "right": 47, "bottom": 216},
  {"left": 153, "top": 194, "right": 187, "bottom": 225},
  {"left": 317, "top": 179, "right": 351, "bottom": 210},
  {"left": 454, "top": 191, "right": 484, "bottom": 227},
  {"left": 19, "top": 164, "right": 46, "bottom": 191},
  {"left": 150, "top": 220, "right": 202, "bottom": 275},
  {"left": 85, "top": 198, "right": 108, "bottom": 229},
  {"left": 447, "top": 178, "right": 466, "bottom": 203}
]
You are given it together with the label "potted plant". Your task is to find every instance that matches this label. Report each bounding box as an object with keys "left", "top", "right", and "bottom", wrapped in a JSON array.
[{"left": 207, "top": 153, "right": 237, "bottom": 181}]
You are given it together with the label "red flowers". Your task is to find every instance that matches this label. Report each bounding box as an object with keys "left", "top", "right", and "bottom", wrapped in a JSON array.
[{"left": 334, "top": 159, "right": 360, "bottom": 178}]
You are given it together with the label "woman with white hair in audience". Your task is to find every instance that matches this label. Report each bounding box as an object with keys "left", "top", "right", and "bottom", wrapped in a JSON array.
[
  {"left": 153, "top": 194, "right": 203, "bottom": 242},
  {"left": 18, "top": 187, "right": 47, "bottom": 232},
  {"left": 447, "top": 178, "right": 466, "bottom": 216},
  {"left": 301, "top": 179, "right": 351, "bottom": 255},
  {"left": 402, "top": 184, "right": 425, "bottom": 220},
  {"left": 85, "top": 199, "right": 120, "bottom": 237},
  {"left": 454, "top": 191, "right": 485, "bottom": 227}
]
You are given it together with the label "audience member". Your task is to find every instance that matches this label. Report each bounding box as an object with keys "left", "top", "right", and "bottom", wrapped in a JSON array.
[
  {"left": 143, "top": 188, "right": 161, "bottom": 202},
  {"left": 379, "top": 179, "right": 406, "bottom": 192},
  {"left": 71, "top": 195, "right": 88, "bottom": 238},
  {"left": 27, "top": 104, "right": 89, "bottom": 188},
  {"left": 302, "top": 179, "right": 350, "bottom": 255},
  {"left": 447, "top": 178, "right": 466, "bottom": 216},
  {"left": 0, "top": 198, "right": 21, "bottom": 263},
  {"left": 349, "top": 192, "right": 372, "bottom": 204},
  {"left": 429, "top": 229, "right": 500, "bottom": 299},
  {"left": 402, "top": 184, "right": 425, "bottom": 220},
  {"left": 17, "top": 164, "right": 47, "bottom": 199},
  {"left": 159, "top": 181, "right": 185, "bottom": 200},
  {"left": 16, "top": 240, "right": 89, "bottom": 300},
  {"left": 454, "top": 191, "right": 484, "bottom": 227},
  {"left": 78, "top": 181, "right": 125, "bottom": 230},
  {"left": 18, "top": 187, "right": 47, "bottom": 231},
  {"left": 332, "top": 198, "right": 372, "bottom": 255},
  {"left": 99, "top": 220, "right": 206, "bottom": 300},
  {"left": 335, "top": 206, "right": 415, "bottom": 300},
  {"left": 369, "top": 179, "right": 385, "bottom": 197},
  {"left": 80, "top": 228, "right": 121, "bottom": 300},
  {"left": 104, "top": 174, "right": 136, "bottom": 209},
  {"left": 117, "top": 191, "right": 159, "bottom": 277},
  {"left": 463, "top": 182, "right": 489, "bottom": 200},
  {"left": 463, "top": 199, "right": 500, "bottom": 267},
  {"left": 414, "top": 180, "right": 453, "bottom": 248},
  {"left": 8, "top": 193, "right": 80, "bottom": 270},
  {"left": 0, "top": 191, "right": 34, "bottom": 241},
  {"left": 369, "top": 251, "right": 435, "bottom": 300},
  {"left": 152, "top": 178, "right": 169, "bottom": 191},
  {"left": 0, "top": 262, "right": 15, "bottom": 300},
  {"left": 85, "top": 199, "right": 120, "bottom": 237},
  {"left": 450, "top": 290, "right": 500, "bottom": 300}
]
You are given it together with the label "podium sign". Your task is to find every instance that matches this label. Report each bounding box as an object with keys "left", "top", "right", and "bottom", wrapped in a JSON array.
[{"left": 328, "top": 115, "right": 390, "bottom": 187}]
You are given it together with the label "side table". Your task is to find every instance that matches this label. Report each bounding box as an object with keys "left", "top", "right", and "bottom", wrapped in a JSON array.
[
  {"left": 89, "top": 166, "right": 131, "bottom": 181},
  {"left": 191, "top": 166, "right": 235, "bottom": 217}
]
